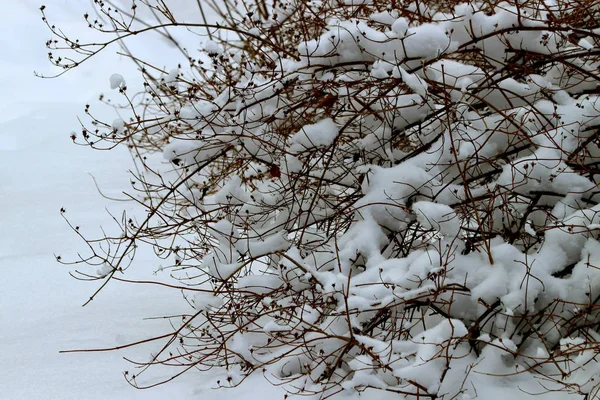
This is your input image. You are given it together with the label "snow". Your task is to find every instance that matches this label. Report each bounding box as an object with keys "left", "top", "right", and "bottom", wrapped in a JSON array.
[
  {"left": 193, "top": 292, "right": 225, "bottom": 311},
  {"left": 390, "top": 17, "right": 408, "bottom": 37},
  {"left": 204, "top": 40, "right": 224, "bottom": 55},
  {"left": 237, "top": 274, "right": 284, "bottom": 295},
  {"left": 289, "top": 117, "right": 339, "bottom": 153},
  {"left": 111, "top": 118, "right": 125, "bottom": 133},
  {"left": 413, "top": 201, "right": 460, "bottom": 236},
  {"left": 263, "top": 320, "right": 292, "bottom": 332},
  {"left": 0, "top": 103, "right": 201, "bottom": 399},
  {"left": 109, "top": 73, "right": 126, "bottom": 90}
]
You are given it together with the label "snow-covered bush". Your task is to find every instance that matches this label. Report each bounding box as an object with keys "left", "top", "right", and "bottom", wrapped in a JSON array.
[{"left": 44, "top": 0, "right": 600, "bottom": 398}]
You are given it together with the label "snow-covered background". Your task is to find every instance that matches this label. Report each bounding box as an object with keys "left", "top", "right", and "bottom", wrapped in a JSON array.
[{"left": 0, "top": 1, "right": 283, "bottom": 398}]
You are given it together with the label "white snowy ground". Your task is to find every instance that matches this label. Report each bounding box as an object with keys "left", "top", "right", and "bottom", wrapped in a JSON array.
[{"left": 0, "top": 1, "right": 285, "bottom": 399}]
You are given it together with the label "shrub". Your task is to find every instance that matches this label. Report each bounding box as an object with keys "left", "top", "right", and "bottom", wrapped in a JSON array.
[{"left": 44, "top": 0, "right": 600, "bottom": 398}]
